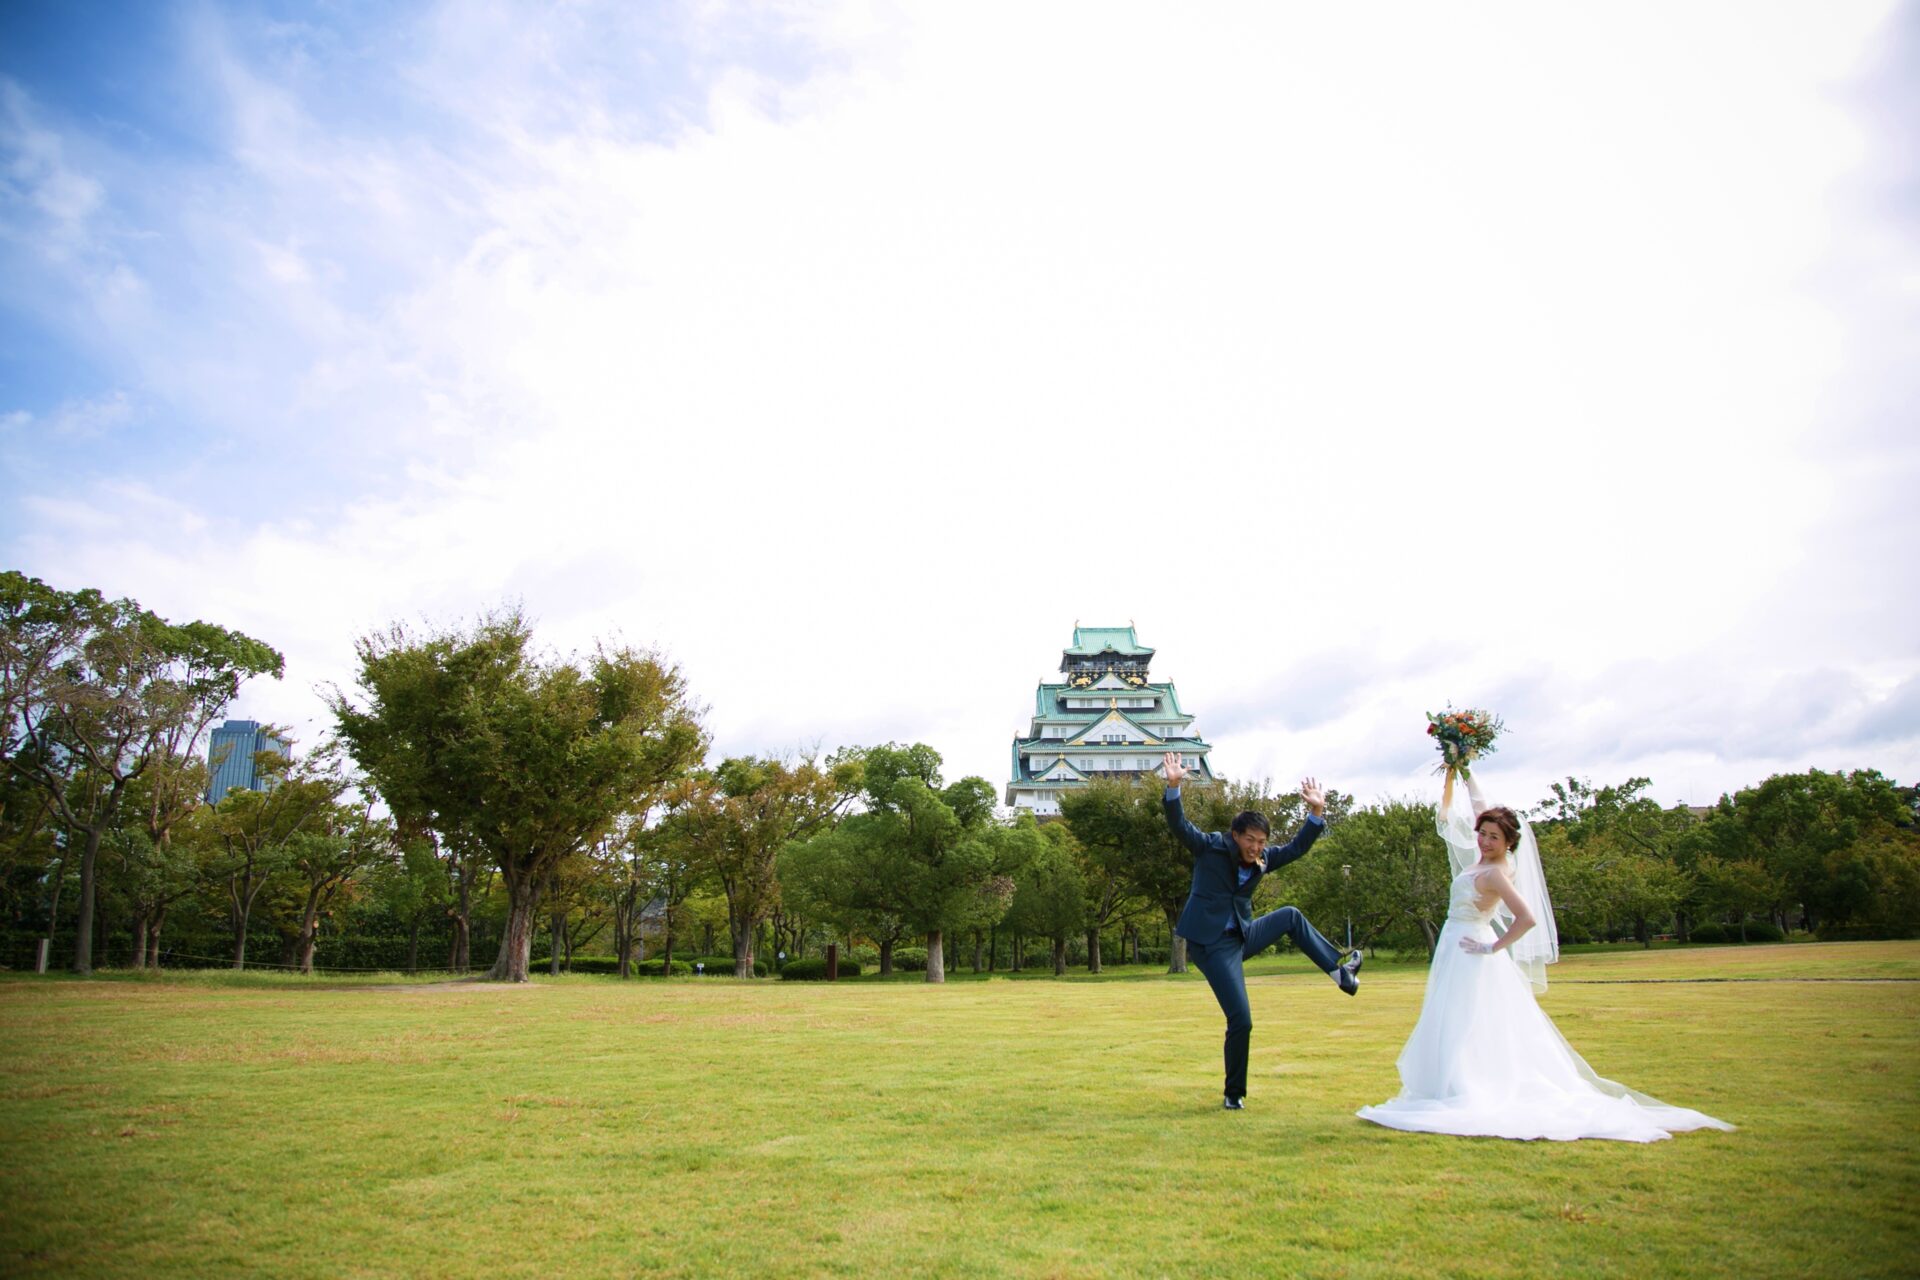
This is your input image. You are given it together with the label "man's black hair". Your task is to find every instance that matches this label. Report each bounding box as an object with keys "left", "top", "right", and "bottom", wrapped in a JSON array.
[{"left": 1229, "top": 810, "right": 1271, "bottom": 838}]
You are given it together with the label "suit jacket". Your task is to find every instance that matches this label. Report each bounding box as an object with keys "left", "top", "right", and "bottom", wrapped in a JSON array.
[{"left": 1164, "top": 787, "right": 1323, "bottom": 945}]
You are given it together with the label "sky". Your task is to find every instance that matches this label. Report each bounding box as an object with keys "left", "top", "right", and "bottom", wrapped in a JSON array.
[{"left": 3, "top": 0, "right": 1916, "bottom": 813}]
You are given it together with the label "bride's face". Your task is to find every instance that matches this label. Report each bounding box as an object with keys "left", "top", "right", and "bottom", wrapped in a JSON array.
[{"left": 1475, "top": 821, "right": 1509, "bottom": 860}]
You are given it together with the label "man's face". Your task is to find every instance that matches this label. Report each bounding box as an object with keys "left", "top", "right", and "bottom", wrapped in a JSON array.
[{"left": 1232, "top": 827, "right": 1268, "bottom": 865}]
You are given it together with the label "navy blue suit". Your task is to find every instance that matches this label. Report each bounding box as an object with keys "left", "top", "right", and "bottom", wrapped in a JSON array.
[{"left": 1165, "top": 785, "right": 1343, "bottom": 1102}]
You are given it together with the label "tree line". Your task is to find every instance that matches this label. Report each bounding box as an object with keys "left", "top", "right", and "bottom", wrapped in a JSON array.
[{"left": 6, "top": 572, "right": 1916, "bottom": 980}]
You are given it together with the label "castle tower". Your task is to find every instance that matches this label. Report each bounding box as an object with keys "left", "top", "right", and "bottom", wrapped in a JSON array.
[{"left": 1006, "top": 625, "right": 1215, "bottom": 816}]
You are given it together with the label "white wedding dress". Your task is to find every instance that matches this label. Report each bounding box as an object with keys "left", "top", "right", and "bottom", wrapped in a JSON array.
[{"left": 1357, "top": 793, "right": 1734, "bottom": 1143}]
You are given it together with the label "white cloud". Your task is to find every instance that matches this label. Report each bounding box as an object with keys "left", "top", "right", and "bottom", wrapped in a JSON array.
[{"left": 5, "top": 0, "right": 1917, "bottom": 809}]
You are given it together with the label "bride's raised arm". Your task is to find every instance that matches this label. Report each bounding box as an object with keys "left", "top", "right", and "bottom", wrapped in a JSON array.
[
  {"left": 1437, "top": 772, "right": 1479, "bottom": 870},
  {"left": 1465, "top": 772, "right": 1490, "bottom": 817}
]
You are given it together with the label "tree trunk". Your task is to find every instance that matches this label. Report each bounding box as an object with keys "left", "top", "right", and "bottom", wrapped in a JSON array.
[
  {"left": 1169, "top": 930, "right": 1188, "bottom": 975},
  {"left": 1052, "top": 935, "right": 1066, "bottom": 976},
  {"left": 1085, "top": 928, "right": 1102, "bottom": 974},
  {"left": 71, "top": 826, "right": 105, "bottom": 975},
  {"left": 662, "top": 928, "right": 675, "bottom": 973},
  {"left": 987, "top": 923, "right": 997, "bottom": 972},
  {"left": 450, "top": 909, "right": 470, "bottom": 973},
  {"left": 230, "top": 889, "right": 251, "bottom": 970},
  {"left": 925, "top": 929, "right": 945, "bottom": 983},
  {"left": 550, "top": 909, "right": 566, "bottom": 975},
  {"left": 298, "top": 886, "right": 324, "bottom": 975},
  {"left": 148, "top": 907, "right": 166, "bottom": 968},
  {"left": 878, "top": 938, "right": 894, "bottom": 976},
  {"left": 1420, "top": 917, "right": 1438, "bottom": 962},
  {"left": 489, "top": 877, "right": 539, "bottom": 982},
  {"left": 132, "top": 916, "right": 149, "bottom": 970},
  {"left": 732, "top": 924, "right": 757, "bottom": 979},
  {"left": 972, "top": 930, "right": 984, "bottom": 973}
]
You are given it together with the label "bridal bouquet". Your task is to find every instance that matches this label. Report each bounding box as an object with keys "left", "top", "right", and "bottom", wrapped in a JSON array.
[{"left": 1426, "top": 706, "right": 1503, "bottom": 777}]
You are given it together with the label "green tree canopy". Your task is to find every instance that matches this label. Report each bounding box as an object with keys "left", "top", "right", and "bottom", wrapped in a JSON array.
[{"left": 330, "top": 608, "right": 706, "bottom": 981}]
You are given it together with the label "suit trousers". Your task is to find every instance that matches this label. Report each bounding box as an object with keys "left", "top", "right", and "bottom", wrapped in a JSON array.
[{"left": 1189, "top": 905, "right": 1344, "bottom": 1101}]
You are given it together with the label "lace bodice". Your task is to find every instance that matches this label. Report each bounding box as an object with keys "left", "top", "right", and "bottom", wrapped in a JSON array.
[{"left": 1446, "top": 866, "right": 1502, "bottom": 924}]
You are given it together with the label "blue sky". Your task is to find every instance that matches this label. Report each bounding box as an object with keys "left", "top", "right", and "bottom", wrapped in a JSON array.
[{"left": 3, "top": 0, "right": 1916, "bottom": 810}]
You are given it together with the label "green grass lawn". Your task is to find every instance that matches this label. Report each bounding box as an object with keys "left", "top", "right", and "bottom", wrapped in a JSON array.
[{"left": 2, "top": 942, "right": 1915, "bottom": 1279}]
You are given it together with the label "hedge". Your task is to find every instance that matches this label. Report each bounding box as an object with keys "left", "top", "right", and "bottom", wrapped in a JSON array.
[
  {"left": 1815, "top": 921, "right": 1916, "bottom": 942},
  {"left": 777, "top": 957, "right": 864, "bottom": 980},
  {"left": 1687, "top": 920, "right": 1787, "bottom": 944},
  {"left": 688, "top": 955, "right": 770, "bottom": 976},
  {"left": 627, "top": 959, "right": 693, "bottom": 976}
]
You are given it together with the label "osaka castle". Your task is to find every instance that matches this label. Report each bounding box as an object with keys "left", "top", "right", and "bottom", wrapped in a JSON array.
[{"left": 1007, "top": 625, "right": 1215, "bottom": 816}]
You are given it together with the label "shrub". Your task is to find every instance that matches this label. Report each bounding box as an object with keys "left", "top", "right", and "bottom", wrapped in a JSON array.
[
  {"left": 777, "top": 957, "right": 864, "bottom": 980},
  {"left": 527, "top": 955, "right": 622, "bottom": 975},
  {"left": 1816, "top": 921, "right": 1916, "bottom": 942},
  {"left": 687, "top": 956, "right": 770, "bottom": 976},
  {"left": 891, "top": 947, "right": 928, "bottom": 972},
  {"left": 1688, "top": 920, "right": 1786, "bottom": 944},
  {"left": 628, "top": 959, "right": 693, "bottom": 976}
]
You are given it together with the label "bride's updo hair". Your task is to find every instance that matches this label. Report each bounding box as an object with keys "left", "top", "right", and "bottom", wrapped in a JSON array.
[{"left": 1475, "top": 806, "right": 1522, "bottom": 853}]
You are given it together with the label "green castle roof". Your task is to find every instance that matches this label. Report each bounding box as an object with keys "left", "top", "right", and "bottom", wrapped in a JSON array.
[
  {"left": 1062, "top": 625, "right": 1153, "bottom": 658},
  {"left": 1033, "top": 682, "right": 1188, "bottom": 718}
]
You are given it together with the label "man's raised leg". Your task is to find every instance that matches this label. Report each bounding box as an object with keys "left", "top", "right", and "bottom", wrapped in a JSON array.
[{"left": 1243, "top": 905, "right": 1351, "bottom": 979}]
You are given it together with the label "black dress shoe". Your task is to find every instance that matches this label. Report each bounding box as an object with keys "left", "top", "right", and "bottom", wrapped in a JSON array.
[
  {"left": 1335, "top": 949, "right": 1362, "bottom": 996},
  {"left": 1223, "top": 1096, "right": 1244, "bottom": 1110}
]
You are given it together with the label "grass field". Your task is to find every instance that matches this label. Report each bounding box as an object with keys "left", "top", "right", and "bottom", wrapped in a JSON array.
[{"left": 2, "top": 942, "right": 1915, "bottom": 1278}]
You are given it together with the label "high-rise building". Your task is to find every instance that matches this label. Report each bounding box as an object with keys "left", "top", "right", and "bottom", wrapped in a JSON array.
[
  {"left": 1006, "top": 625, "right": 1215, "bottom": 817},
  {"left": 205, "top": 719, "right": 291, "bottom": 803}
]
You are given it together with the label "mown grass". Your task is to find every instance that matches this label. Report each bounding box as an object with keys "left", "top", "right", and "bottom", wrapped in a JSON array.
[{"left": 1, "top": 942, "right": 1914, "bottom": 1278}]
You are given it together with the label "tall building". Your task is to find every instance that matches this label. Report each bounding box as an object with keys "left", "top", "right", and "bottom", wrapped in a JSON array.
[
  {"left": 1007, "top": 625, "right": 1215, "bottom": 817},
  {"left": 205, "top": 719, "right": 291, "bottom": 803}
]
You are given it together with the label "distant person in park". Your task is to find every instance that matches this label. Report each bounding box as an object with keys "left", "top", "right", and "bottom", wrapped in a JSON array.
[
  {"left": 1356, "top": 770, "right": 1735, "bottom": 1141},
  {"left": 1161, "top": 750, "right": 1362, "bottom": 1111}
]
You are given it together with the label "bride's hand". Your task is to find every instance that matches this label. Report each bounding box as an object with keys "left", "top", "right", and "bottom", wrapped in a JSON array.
[{"left": 1459, "top": 937, "right": 1491, "bottom": 955}]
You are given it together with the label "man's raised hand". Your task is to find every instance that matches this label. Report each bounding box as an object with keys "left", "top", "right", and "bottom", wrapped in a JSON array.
[
  {"left": 1162, "top": 751, "right": 1187, "bottom": 787},
  {"left": 1300, "top": 777, "right": 1328, "bottom": 817}
]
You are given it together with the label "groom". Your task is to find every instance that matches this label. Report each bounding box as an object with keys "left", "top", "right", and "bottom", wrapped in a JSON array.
[{"left": 1162, "top": 750, "right": 1361, "bottom": 1110}]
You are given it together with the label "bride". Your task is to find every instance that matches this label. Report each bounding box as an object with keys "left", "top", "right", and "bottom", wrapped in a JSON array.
[{"left": 1356, "top": 771, "right": 1734, "bottom": 1142}]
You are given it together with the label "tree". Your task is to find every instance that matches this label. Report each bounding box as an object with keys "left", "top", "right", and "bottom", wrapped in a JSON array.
[
  {"left": 1816, "top": 822, "right": 1920, "bottom": 939},
  {"left": 1059, "top": 777, "right": 1194, "bottom": 973},
  {"left": 204, "top": 749, "right": 343, "bottom": 968},
  {"left": 117, "top": 752, "right": 214, "bottom": 966},
  {"left": 679, "top": 753, "right": 860, "bottom": 978},
  {"left": 1292, "top": 801, "right": 1448, "bottom": 958},
  {"left": 287, "top": 801, "right": 394, "bottom": 974},
  {"left": 613, "top": 793, "right": 705, "bottom": 977},
  {"left": 803, "top": 744, "right": 1014, "bottom": 983},
  {"left": 360, "top": 833, "right": 446, "bottom": 972},
  {"left": 1002, "top": 818, "right": 1085, "bottom": 974},
  {"left": 1692, "top": 853, "right": 1782, "bottom": 940},
  {"left": 1703, "top": 769, "right": 1909, "bottom": 932},
  {"left": 331, "top": 609, "right": 707, "bottom": 981},
  {"left": 1, "top": 574, "right": 282, "bottom": 972}
]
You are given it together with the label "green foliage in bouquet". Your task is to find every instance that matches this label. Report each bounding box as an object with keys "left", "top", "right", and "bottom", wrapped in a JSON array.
[{"left": 1425, "top": 706, "right": 1504, "bottom": 776}]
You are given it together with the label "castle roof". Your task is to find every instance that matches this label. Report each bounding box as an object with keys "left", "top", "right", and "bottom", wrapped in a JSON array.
[{"left": 1062, "top": 625, "right": 1154, "bottom": 658}]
